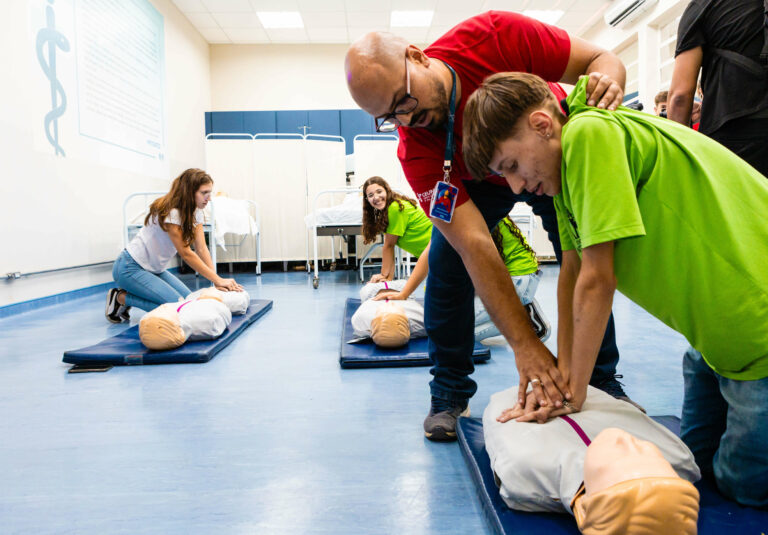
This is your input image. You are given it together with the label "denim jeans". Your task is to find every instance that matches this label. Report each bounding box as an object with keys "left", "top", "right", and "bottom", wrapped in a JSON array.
[
  {"left": 680, "top": 347, "right": 768, "bottom": 508},
  {"left": 474, "top": 270, "right": 541, "bottom": 341},
  {"left": 425, "top": 180, "right": 620, "bottom": 402},
  {"left": 112, "top": 250, "right": 191, "bottom": 312}
]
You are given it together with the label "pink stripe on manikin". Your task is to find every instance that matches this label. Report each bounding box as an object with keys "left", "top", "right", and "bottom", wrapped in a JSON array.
[{"left": 560, "top": 415, "right": 591, "bottom": 446}]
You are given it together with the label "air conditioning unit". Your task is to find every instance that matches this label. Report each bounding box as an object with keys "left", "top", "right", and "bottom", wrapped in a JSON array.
[{"left": 604, "top": 0, "right": 658, "bottom": 27}]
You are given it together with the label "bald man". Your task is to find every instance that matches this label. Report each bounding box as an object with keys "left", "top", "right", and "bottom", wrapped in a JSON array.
[{"left": 346, "top": 11, "right": 634, "bottom": 442}]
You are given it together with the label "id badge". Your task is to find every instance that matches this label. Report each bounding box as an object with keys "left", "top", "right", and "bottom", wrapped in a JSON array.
[{"left": 429, "top": 180, "right": 458, "bottom": 222}]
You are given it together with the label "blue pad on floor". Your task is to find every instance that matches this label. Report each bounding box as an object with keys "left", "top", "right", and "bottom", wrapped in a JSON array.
[
  {"left": 340, "top": 298, "right": 491, "bottom": 369},
  {"left": 63, "top": 300, "right": 272, "bottom": 366},
  {"left": 457, "top": 416, "right": 768, "bottom": 535}
]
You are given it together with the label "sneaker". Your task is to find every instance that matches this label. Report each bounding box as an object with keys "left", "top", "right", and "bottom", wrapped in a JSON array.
[
  {"left": 591, "top": 374, "right": 646, "bottom": 413},
  {"left": 117, "top": 304, "right": 131, "bottom": 323},
  {"left": 105, "top": 288, "right": 122, "bottom": 323},
  {"left": 525, "top": 298, "right": 551, "bottom": 342},
  {"left": 423, "top": 396, "right": 470, "bottom": 442}
]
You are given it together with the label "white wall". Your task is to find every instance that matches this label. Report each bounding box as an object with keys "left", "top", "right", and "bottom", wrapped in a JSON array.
[
  {"left": 581, "top": 0, "right": 688, "bottom": 112},
  {"left": 210, "top": 44, "right": 356, "bottom": 111},
  {"left": 0, "top": 0, "right": 210, "bottom": 307}
]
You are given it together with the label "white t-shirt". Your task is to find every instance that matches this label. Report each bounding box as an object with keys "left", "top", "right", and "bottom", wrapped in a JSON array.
[
  {"left": 483, "top": 386, "right": 700, "bottom": 514},
  {"left": 127, "top": 208, "right": 205, "bottom": 274}
]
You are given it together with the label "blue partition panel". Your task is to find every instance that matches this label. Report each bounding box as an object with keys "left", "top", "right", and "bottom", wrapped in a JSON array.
[
  {"left": 276, "top": 110, "right": 310, "bottom": 135},
  {"left": 243, "top": 111, "right": 277, "bottom": 135},
  {"left": 308, "top": 110, "right": 341, "bottom": 137},
  {"left": 210, "top": 111, "right": 244, "bottom": 134}
]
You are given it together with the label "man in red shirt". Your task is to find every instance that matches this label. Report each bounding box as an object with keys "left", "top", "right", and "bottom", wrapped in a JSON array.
[{"left": 345, "top": 11, "right": 633, "bottom": 441}]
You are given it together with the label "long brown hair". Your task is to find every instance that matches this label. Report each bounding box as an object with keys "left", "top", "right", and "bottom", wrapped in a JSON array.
[
  {"left": 491, "top": 216, "right": 538, "bottom": 267},
  {"left": 361, "top": 176, "right": 420, "bottom": 244},
  {"left": 463, "top": 72, "right": 562, "bottom": 181},
  {"left": 145, "top": 168, "right": 213, "bottom": 246}
]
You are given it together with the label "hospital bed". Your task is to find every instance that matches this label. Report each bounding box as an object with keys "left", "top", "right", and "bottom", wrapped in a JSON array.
[
  {"left": 305, "top": 187, "right": 415, "bottom": 289},
  {"left": 305, "top": 187, "right": 363, "bottom": 289},
  {"left": 123, "top": 192, "right": 261, "bottom": 275}
]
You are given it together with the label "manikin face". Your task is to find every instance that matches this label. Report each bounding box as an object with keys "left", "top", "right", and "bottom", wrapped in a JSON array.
[
  {"left": 365, "top": 183, "right": 388, "bottom": 211},
  {"left": 195, "top": 183, "right": 213, "bottom": 209},
  {"left": 583, "top": 428, "right": 678, "bottom": 496},
  {"left": 488, "top": 110, "right": 562, "bottom": 197}
]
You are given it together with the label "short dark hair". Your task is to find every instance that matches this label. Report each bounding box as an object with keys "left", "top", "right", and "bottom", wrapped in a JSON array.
[{"left": 462, "top": 72, "right": 560, "bottom": 182}]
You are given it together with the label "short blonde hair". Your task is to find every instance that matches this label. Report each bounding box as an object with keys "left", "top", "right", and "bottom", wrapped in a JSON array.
[{"left": 462, "top": 72, "right": 560, "bottom": 181}]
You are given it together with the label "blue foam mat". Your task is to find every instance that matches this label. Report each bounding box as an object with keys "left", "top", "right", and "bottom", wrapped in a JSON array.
[
  {"left": 63, "top": 300, "right": 272, "bottom": 365},
  {"left": 457, "top": 416, "right": 768, "bottom": 535},
  {"left": 340, "top": 298, "right": 491, "bottom": 369}
]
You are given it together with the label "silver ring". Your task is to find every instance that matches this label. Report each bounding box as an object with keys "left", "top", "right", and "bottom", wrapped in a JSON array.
[
  {"left": 562, "top": 400, "right": 573, "bottom": 409},
  {"left": 530, "top": 378, "right": 541, "bottom": 386}
]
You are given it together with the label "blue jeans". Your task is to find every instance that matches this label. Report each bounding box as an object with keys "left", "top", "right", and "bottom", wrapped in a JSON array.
[
  {"left": 474, "top": 271, "right": 541, "bottom": 341},
  {"left": 112, "top": 250, "right": 191, "bottom": 312},
  {"left": 681, "top": 347, "right": 768, "bottom": 508},
  {"left": 425, "top": 180, "right": 620, "bottom": 402}
]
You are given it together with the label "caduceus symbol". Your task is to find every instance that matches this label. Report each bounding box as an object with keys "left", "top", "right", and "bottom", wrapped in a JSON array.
[{"left": 36, "top": 0, "right": 69, "bottom": 157}]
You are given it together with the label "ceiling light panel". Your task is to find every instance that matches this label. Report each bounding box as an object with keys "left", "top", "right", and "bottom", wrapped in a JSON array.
[
  {"left": 522, "top": 10, "right": 565, "bottom": 25},
  {"left": 391, "top": 10, "right": 434, "bottom": 27},
  {"left": 257, "top": 11, "right": 304, "bottom": 28}
]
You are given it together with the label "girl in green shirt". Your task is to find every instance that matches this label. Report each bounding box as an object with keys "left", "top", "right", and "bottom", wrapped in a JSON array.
[
  {"left": 474, "top": 216, "right": 548, "bottom": 342},
  {"left": 362, "top": 176, "right": 433, "bottom": 300}
]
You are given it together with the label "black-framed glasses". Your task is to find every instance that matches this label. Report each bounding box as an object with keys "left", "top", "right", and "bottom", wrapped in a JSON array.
[{"left": 375, "top": 54, "right": 418, "bottom": 132}]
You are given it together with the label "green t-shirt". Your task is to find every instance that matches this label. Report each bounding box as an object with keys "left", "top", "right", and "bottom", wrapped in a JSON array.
[
  {"left": 555, "top": 77, "right": 768, "bottom": 381},
  {"left": 386, "top": 199, "right": 433, "bottom": 257},
  {"left": 493, "top": 220, "right": 538, "bottom": 277}
]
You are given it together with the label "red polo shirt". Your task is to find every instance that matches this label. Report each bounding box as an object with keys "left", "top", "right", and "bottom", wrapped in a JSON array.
[{"left": 397, "top": 11, "right": 571, "bottom": 212}]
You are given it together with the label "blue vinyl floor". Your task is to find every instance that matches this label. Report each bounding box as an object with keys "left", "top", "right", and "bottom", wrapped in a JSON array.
[{"left": 0, "top": 265, "right": 689, "bottom": 534}]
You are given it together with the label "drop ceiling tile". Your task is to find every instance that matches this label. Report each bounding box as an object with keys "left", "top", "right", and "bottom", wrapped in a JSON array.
[
  {"left": 302, "top": 11, "right": 347, "bottom": 28},
  {"left": 347, "top": 11, "right": 389, "bottom": 26},
  {"left": 198, "top": 26, "right": 232, "bottom": 42},
  {"left": 249, "top": 0, "right": 300, "bottom": 9},
  {"left": 390, "top": 0, "right": 437, "bottom": 10},
  {"left": 298, "top": 0, "right": 345, "bottom": 10},
  {"left": 224, "top": 27, "right": 270, "bottom": 41},
  {"left": 266, "top": 27, "right": 310, "bottom": 42},
  {"left": 212, "top": 12, "right": 264, "bottom": 27},
  {"left": 201, "top": 0, "right": 254, "bottom": 12},
  {"left": 306, "top": 27, "right": 350, "bottom": 42},
  {"left": 346, "top": 0, "right": 392, "bottom": 12},
  {"left": 172, "top": 0, "right": 207, "bottom": 12},
  {"left": 185, "top": 12, "right": 219, "bottom": 28}
]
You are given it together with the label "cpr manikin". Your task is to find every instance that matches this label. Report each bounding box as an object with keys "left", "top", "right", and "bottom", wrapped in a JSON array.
[
  {"left": 139, "top": 288, "right": 249, "bottom": 350},
  {"left": 483, "top": 387, "right": 700, "bottom": 533},
  {"left": 350, "top": 280, "right": 426, "bottom": 347},
  {"left": 573, "top": 428, "right": 700, "bottom": 534}
]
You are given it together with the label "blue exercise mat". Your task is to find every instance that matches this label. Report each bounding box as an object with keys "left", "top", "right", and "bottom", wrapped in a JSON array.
[
  {"left": 340, "top": 298, "right": 491, "bottom": 369},
  {"left": 457, "top": 416, "right": 768, "bottom": 535},
  {"left": 63, "top": 300, "right": 272, "bottom": 366}
]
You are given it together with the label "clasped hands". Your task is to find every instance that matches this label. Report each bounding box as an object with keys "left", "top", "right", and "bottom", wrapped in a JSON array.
[{"left": 497, "top": 344, "right": 585, "bottom": 424}]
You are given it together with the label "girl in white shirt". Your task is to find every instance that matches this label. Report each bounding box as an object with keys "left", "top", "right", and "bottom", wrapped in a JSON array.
[{"left": 106, "top": 168, "right": 242, "bottom": 323}]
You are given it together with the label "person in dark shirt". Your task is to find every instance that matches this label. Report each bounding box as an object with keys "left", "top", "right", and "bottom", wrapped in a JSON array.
[{"left": 668, "top": 0, "right": 768, "bottom": 177}]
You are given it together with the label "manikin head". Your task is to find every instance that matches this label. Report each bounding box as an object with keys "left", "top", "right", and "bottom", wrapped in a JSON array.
[
  {"left": 370, "top": 301, "right": 410, "bottom": 347},
  {"left": 345, "top": 32, "right": 451, "bottom": 132},
  {"left": 139, "top": 288, "right": 224, "bottom": 350},
  {"left": 572, "top": 428, "right": 699, "bottom": 535},
  {"left": 462, "top": 72, "right": 565, "bottom": 197}
]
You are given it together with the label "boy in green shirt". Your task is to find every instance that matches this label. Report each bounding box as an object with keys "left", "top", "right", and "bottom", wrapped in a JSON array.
[{"left": 462, "top": 73, "right": 768, "bottom": 508}]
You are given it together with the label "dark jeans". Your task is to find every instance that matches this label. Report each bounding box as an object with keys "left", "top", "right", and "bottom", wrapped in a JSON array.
[
  {"left": 709, "top": 118, "right": 768, "bottom": 179},
  {"left": 425, "top": 180, "right": 620, "bottom": 402}
]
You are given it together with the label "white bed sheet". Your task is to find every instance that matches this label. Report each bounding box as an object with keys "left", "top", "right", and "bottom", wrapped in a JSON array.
[{"left": 304, "top": 192, "right": 363, "bottom": 228}]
